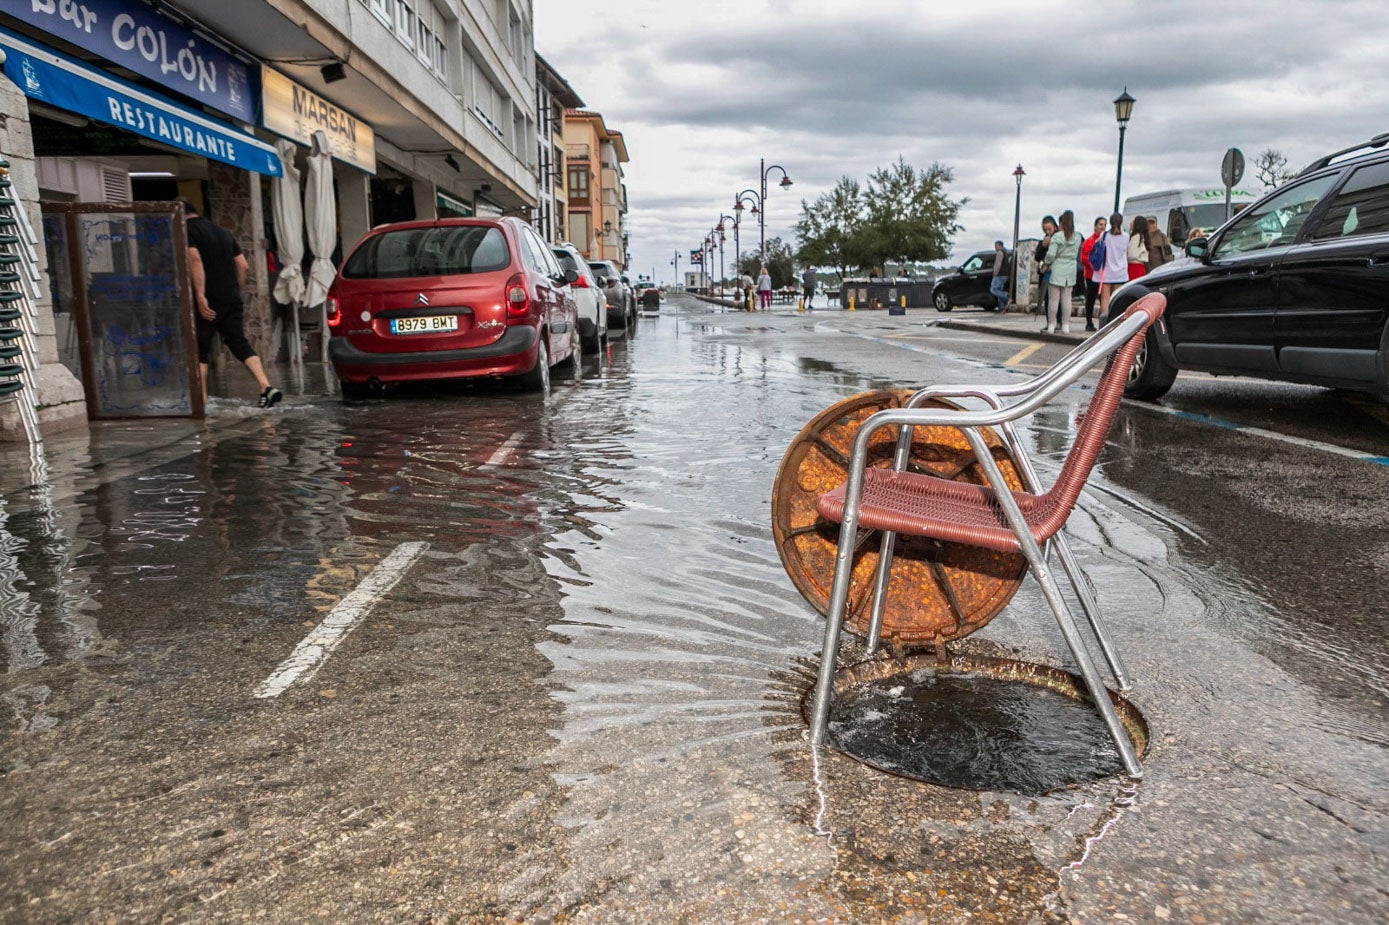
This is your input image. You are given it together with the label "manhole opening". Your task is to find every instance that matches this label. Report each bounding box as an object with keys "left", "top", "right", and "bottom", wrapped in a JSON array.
[{"left": 803, "top": 655, "right": 1149, "bottom": 796}]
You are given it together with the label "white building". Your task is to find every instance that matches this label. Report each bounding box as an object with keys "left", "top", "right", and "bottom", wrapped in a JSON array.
[{"left": 0, "top": 0, "right": 541, "bottom": 432}]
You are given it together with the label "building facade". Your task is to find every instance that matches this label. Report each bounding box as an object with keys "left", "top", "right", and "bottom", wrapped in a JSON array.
[
  {"left": 562, "top": 109, "right": 628, "bottom": 268},
  {"left": 0, "top": 0, "right": 541, "bottom": 434},
  {"left": 534, "top": 55, "right": 582, "bottom": 245}
]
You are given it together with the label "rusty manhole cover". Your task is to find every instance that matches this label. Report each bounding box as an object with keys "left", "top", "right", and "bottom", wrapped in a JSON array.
[{"left": 772, "top": 389, "right": 1027, "bottom": 647}]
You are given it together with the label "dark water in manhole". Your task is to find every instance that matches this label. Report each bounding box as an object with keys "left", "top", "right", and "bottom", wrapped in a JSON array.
[{"left": 826, "top": 668, "right": 1128, "bottom": 795}]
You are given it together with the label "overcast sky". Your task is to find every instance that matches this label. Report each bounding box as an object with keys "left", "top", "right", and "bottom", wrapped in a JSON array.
[{"left": 534, "top": 0, "right": 1385, "bottom": 284}]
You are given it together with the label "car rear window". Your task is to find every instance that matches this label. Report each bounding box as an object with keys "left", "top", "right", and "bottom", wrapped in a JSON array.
[
  {"left": 342, "top": 226, "right": 510, "bottom": 279},
  {"left": 553, "top": 250, "right": 580, "bottom": 273},
  {"left": 587, "top": 262, "right": 613, "bottom": 279}
]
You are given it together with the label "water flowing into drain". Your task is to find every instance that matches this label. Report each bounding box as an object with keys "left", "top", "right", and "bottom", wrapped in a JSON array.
[{"left": 808, "top": 655, "right": 1148, "bottom": 796}]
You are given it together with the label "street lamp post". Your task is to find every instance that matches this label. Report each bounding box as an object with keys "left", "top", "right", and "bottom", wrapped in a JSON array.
[
  {"left": 758, "top": 158, "right": 793, "bottom": 262},
  {"left": 733, "top": 191, "right": 761, "bottom": 277},
  {"left": 1011, "top": 164, "right": 1024, "bottom": 305},
  {"left": 1113, "top": 88, "right": 1136, "bottom": 214},
  {"left": 671, "top": 250, "right": 680, "bottom": 288},
  {"left": 717, "top": 214, "right": 734, "bottom": 297}
]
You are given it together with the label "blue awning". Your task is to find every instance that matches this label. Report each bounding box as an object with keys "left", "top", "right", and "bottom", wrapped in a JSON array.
[{"left": 0, "top": 27, "right": 282, "bottom": 177}]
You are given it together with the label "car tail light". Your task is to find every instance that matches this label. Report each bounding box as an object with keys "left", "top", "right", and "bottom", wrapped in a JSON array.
[
  {"left": 325, "top": 296, "right": 341, "bottom": 328},
  {"left": 506, "top": 272, "right": 530, "bottom": 320},
  {"left": 571, "top": 274, "right": 590, "bottom": 288}
]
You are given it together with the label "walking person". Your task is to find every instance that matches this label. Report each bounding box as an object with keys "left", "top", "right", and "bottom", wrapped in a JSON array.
[
  {"left": 1041, "top": 211, "right": 1081, "bottom": 334},
  {"left": 1079, "top": 216, "right": 1107, "bottom": 332},
  {"left": 1032, "top": 215, "right": 1057, "bottom": 313},
  {"left": 756, "top": 265, "right": 772, "bottom": 311},
  {"left": 1145, "top": 215, "right": 1174, "bottom": 272},
  {"left": 1126, "top": 215, "right": 1150, "bottom": 283},
  {"left": 801, "top": 266, "right": 818, "bottom": 310},
  {"left": 1097, "top": 211, "right": 1130, "bottom": 317},
  {"left": 989, "top": 240, "right": 1009, "bottom": 312},
  {"left": 180, "top": 198, "right": 281, "bottom": 408},
  {"left": 739, "top": 271, "right": 754, "bottom": 311}
]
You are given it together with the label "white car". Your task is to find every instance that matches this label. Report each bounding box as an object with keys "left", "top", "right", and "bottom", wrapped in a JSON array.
[{"left": 552, "top": 243, "right": 608, "bottom": 354}]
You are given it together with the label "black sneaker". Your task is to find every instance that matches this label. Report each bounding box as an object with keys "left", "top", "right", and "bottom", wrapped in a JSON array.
[{"left": 258, "top": 387, "right": 283, "bottom": 408}]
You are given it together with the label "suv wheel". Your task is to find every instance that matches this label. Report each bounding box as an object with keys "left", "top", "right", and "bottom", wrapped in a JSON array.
[
  {"left": 519, "top": 336, "right": 550, "bottom": 393},
  {"left": 1124, "top": 328, "right": 1178, "bottom": 401},
  {"left": 934, "top": 291, "right": 952, "bottom": 312}
]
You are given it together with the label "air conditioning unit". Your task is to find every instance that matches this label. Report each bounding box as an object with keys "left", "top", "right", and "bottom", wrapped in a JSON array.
[{"left": 34, "top": 157, "right": 131, "bottom": 202}]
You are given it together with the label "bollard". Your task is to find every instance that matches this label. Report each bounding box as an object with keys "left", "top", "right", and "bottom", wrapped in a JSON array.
[
  {"left": 797, "top": 296, "right": 804, "bottom": 313},
  {"left": 900, "top": 295, "right": 907, "bottom": 309},
  {"left": 848, "top": 296, "right": 855, "bottom": 311}
]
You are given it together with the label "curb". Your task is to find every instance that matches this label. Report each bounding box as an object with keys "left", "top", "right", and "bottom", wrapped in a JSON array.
[{"left": 935, "top": 318, "right": 1088, "bottom": 347}]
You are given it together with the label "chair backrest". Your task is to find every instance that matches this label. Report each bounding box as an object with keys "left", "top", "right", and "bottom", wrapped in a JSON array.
[{"left": 1033, "top": 293, "right": 1166, "bottom": 537}]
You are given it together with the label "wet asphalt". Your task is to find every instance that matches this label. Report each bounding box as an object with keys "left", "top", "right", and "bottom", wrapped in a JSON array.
[{"left": 0, "top": 294, "right": 1386, "bottom": 923}]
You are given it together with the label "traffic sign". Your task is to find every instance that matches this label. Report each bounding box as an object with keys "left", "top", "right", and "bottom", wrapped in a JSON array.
[{"left": 1221, "top": 148, "right": 1245, "bottom": 188}]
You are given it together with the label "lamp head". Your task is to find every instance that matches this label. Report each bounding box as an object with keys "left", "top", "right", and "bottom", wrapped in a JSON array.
[
  {"left": 779, "top": 175, "right": 793, "bottom": 189},
  {"left": 1114, "top": 88, "right": 1136, "bottom": 124}
]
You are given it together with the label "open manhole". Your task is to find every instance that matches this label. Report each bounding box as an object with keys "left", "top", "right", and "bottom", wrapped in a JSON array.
[{"left": 803, "top": 654, "right": 1149, "bottom": 795}]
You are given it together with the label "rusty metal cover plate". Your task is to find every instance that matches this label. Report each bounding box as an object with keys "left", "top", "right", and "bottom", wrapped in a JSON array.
[{"left": 772, "top": 389, "right": 1027, "bottom": 645}]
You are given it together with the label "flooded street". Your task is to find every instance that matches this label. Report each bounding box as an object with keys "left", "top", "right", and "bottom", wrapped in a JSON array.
[{"left": 2, "top": 294, "right": 1387, "bottom": 923}]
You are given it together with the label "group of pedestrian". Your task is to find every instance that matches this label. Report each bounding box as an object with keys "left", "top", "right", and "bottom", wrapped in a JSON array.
[
  {"left": 1034, "top": 210, "right": 1174, "bottom": 334},
  {"left": 735, "top": 265, "right": 819, "bottom": 311}
]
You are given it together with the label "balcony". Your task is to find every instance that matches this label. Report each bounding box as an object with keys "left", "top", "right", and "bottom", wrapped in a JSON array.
[{"left": 565, "top": 143, "right": 591, "bottom": 161}]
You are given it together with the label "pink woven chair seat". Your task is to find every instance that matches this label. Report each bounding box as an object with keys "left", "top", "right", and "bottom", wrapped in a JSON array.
[{"left": 817, "top": 470, "right": 1059, "bottom": 553}]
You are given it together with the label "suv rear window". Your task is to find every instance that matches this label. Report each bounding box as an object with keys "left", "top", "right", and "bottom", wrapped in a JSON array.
[
  {"left": 342, "top": 226, "right": 510, "bottom": 279},
  {"left": 588, "top": 262, "right": 614, "bottom": 279}
]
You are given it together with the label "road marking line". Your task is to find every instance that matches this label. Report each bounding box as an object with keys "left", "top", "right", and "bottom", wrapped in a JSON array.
[
  {"left": 254, "top": 541, "right": 430, "bottom": 698},
  {"left": 485, "top": 432, "right": 524, "bottom": 467},
  {"left": 1005, "top": 342, "right": 1044, "bottom": 366},
  {"left": 1131, "top": 403, "right": 1389, "bottom": 467}
]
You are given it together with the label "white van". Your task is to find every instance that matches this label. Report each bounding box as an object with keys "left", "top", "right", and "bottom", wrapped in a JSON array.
[{"left": 1122, "top": 187, "right": 1260, "bottom": 246}]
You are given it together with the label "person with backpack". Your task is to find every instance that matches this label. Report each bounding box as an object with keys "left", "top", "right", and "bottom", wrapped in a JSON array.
[
  {"left": 1079, "top": 216, "right": 1107, "bottom": 332},
  {"left": 1041, "top": 211, "right": 1081, "bottom": 334},
  {"left": 1095, "top": 211, "right": 1129, "bottom": 317}
]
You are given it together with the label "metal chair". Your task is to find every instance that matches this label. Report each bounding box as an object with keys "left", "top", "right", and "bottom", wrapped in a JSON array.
[{"left": 807, "top": 293, "right": 1167, "bottom": 778}]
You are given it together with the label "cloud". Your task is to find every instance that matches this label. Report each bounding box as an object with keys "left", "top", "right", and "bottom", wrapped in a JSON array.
[{"left": 536, "top": 0, "right": 1389, "bottom": 280}]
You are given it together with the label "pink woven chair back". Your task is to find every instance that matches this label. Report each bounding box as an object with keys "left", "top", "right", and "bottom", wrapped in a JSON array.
[{"left": 1030, "top": 293, "right": 1166, "bottom": 539}]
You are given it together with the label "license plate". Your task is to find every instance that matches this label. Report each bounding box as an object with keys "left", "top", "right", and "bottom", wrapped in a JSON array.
[{"left": 391, "top": 315, "right": 458, "bottom": 334}]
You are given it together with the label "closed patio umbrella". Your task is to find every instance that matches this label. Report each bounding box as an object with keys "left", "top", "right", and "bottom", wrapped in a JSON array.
[
  {"left": 270, "top": 138, "right": 305, "bottom": 363},
  {"left": 303, "top": 130, "right": 337, "bottom": 363}
]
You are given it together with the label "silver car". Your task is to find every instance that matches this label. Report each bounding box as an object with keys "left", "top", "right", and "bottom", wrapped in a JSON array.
[{"left": 587, "top": 260, "right": 635, "bottom": 330}]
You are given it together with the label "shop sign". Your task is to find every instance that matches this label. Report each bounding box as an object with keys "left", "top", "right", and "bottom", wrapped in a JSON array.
[
  {"left": 261, "top": 67, "right": 376, "bottom": 174},
  {"left": 6, "top": 0, "right": 257, "bottom": 123},
  {"left": 436, "top": 191, "right": 473, "bottom": 217},
  {"left": 1, "top": 28, "right": 282, "bottom": 176}
]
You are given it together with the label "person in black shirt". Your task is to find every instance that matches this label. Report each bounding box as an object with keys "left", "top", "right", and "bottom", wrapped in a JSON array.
[{"left": 179, "top": 198, "right": 281, "bottom": 408}]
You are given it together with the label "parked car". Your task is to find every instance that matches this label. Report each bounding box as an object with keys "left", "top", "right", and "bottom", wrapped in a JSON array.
[
  {"left": 551, "top": 243, "right": 607, "bottom": 353},
  {"left": 638, "top": 283, "right": 661, "bottom": 311},
  {"left": 932, "top": 249, "right": 1011, "bottom": 311},
  {"left": 327, "top": 217, "right": 581, "bottom": 395},
  {"left": 1110, "top": 132, "right": 1389, "bottom": 402},
  {"left": 587, "top": 260, "right": 636, "bottom": 329}
]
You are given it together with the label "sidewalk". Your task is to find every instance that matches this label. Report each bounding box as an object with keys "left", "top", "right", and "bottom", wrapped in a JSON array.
[{"left": 933, "top": 306, "right": 1091, "bottom": 347}]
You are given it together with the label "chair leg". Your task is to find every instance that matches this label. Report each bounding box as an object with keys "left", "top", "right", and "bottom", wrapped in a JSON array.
[
  {"left": 963, "top": 430, "right": 1143, "bottom": 778},
  {"left": 864, "top": 530, "right": 897, "bottom": 656},
  {"left": 809, "top": 518, "right": 858, "bottom": 747},
  {"left": 1052, "top": 533, "right": 1133, "bottom": 690}
]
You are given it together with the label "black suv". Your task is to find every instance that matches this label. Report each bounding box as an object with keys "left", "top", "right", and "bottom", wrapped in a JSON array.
[
  {"left": 1111, "top": 133, "right": 1389, "bottom": 401},
  {"left": 932, "top": 249, "right": 1011, "bottom": 311}
]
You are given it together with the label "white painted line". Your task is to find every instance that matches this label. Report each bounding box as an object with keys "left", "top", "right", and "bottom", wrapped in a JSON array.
[
  {"left": 254, "top": 542, "right": 429, "bottom": 698},
  {"left": 485, "top": 431, "right": 524, "bottom": 467}
]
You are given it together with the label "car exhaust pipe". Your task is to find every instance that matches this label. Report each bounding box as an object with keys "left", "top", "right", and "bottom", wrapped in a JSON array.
[{"left": 367, "top": 377, "right": 384, "bottom": 395}]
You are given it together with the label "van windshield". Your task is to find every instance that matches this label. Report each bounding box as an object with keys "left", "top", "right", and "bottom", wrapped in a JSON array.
[
  {"left": 342, "top": 226, "right": 510, "bottom": 279},
  {"left": 1169, "top": 203, "right": 1251, "bottom": 243}
]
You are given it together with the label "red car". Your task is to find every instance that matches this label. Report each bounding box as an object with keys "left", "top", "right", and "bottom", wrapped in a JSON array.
[{"left": 327, "top": 217, "right": 581, "bottom": 395}]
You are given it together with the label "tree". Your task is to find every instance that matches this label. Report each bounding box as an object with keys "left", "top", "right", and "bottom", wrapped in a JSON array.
[
  {"left": 851, "top": 158, "right": 964, "bottom": 274},
  {"left": 794, "top": 177, "right": 864, "bottom": 277},
  {"left": 1254, "top": 149, "right": 1295, "bottom": 191}
]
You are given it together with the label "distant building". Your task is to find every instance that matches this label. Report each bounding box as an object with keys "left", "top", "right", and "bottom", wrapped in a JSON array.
[{"left": 562, "top": 109, "right": 629, "bottom": 268}]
